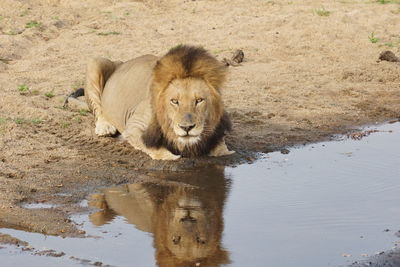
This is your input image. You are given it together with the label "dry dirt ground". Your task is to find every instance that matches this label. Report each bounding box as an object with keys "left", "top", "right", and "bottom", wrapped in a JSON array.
[{"left": 0, "top": 0, "right": 400, "bottom": 247}]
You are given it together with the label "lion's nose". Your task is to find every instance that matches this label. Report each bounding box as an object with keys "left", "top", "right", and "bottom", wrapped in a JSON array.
[{"left": 179, "top": 124, "right": 196, "bottom": 133}]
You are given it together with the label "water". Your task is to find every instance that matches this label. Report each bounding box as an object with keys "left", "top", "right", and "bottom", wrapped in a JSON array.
[{"left": 1, "top": 123, "right": 399, "bottom": 267}]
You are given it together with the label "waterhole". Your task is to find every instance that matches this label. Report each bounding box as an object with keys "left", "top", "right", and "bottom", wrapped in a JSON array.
[{"left": 1, "top": 123, "right": 399, "bottom": 267}]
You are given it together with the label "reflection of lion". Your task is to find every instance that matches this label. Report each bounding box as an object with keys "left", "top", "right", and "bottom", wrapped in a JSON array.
[
  {"left": 89, "top": 167, "right": 231, "bottom": 266},
  {"left": 153, "top": 186, "right": 228, "bottom": 267},
  {"left": 85, "top": 45, "right": 234, "bottom": 160}
]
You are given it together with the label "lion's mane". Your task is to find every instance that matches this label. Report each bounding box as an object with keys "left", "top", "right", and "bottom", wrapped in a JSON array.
[{"left": 142, "top": 45, "right": 232, "bottom": 157}]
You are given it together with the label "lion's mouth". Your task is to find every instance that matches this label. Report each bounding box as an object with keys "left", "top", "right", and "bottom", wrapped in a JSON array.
[
  {"left": 180, "top": 134, "right": 198, "bottom": 138},
  {"left": 177, "top": 131, "right": 200, "bottom": 138}
]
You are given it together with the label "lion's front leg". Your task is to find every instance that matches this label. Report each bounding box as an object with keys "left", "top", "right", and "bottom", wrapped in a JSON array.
[
  {"left": 209, "top": 139, "right": 235, "bottom": 157},
  {"left": 123, "top": 128, "right": 180, "bottom": 161}
]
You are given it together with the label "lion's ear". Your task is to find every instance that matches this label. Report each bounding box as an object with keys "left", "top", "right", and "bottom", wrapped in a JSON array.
[{"left": 142, "top": 117, "right": 164, "bottom": 148}]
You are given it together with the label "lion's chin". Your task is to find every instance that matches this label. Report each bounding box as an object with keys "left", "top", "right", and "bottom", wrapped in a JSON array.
[{"left": 177, "top": 135, "right": 201, "bottom": 146}]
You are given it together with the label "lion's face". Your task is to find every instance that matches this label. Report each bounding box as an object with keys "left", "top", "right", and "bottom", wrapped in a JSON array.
[
  {"left": 157, "top": 191, "right": 220, "bottom": 261},
  {"left": 143, "top": 45, "right": 231, "bottom": 157},
  {"left": 160, "top": 78, "right": 222, "bottom": 149}
]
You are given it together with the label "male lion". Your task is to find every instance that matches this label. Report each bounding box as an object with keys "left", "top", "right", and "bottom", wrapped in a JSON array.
[{"left": 85, "top": 45, "right": 234, "bottom": 160}]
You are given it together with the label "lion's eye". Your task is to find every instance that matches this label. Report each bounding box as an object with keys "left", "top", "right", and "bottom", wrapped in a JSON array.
[
  {"left": 195, "top": 98, "right": 204, "bottom": 105},
  {"left": 170, "top": 99, "right": 179, "bottom": 105}
]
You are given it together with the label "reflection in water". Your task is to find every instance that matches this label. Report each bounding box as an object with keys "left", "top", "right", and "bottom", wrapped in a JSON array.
[{"left": 88, "top": 167, "right": 231, "bottom": 267}]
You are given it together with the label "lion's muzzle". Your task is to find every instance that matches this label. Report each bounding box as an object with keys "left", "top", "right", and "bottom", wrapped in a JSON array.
[
  {"left": 179, "top": 123, "right": 196, "bottom": 134},
  {"left": 175, "top": 112, "right": 202, "bottom": 138}
]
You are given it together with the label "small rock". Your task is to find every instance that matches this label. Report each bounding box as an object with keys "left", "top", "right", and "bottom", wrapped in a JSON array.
[
  {"left": 280, "top": 148, "right": 290, "bottom": 154},
  {"left": 53, "top": 20, "right": 66, "bottom": 29},
  {"left": 232, "top": 49, "right": 244, "bottom": 64},
  {"left": 64, "top": 97, "right": 89, "bottom": 111},
  {"left": 222, "top": 49, "right": 245, "bottom": 67},
  {"left": 379, "top": 51, "right": 400, "bottom": 62}
]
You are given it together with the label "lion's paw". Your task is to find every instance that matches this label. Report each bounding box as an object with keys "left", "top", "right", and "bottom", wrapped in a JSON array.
[
  {"left": 150, "top": 149, "right": 181, "bottom": 161},
  {"left": 160, "top": 153, "right": 181, "bottom": 161},
  {"left": 209, "top": 142, "right": 235, "bottom": 157},
  {"left": 224, "top": 150, "right": 236, "bottom": 156},
  {"left": 95, "top": 117, "right": 117, "bottom": 137}
]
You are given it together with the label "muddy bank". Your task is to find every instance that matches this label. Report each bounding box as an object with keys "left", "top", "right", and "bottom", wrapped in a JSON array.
[
  {"left": 1, "top": 0, "right": 400, "bottom": 245},
  {"left": 0, "top": 233, "right": 28, "bottom": 247}
]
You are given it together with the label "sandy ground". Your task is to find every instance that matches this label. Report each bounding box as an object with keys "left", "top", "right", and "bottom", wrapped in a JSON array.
[{"left": 0, "top": 0, "right": 400, "bottom": 254}]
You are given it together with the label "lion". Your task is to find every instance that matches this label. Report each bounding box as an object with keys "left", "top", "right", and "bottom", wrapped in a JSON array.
[
  {"left": 84, "top": 45, "right": 234, "bottom": 160},
  {"left": 89, "top": 167, "right": 231, "bottom": 266}
]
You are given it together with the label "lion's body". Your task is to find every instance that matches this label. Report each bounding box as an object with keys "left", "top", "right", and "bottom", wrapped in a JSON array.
[
  {"left": 101, "top": 55, "right": 157, "bottom": 133},
  {"left": 84, "top": 45, "right": 233, "bottom": 160}
]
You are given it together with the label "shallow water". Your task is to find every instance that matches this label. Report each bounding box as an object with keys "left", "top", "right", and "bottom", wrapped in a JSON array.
[{"left": 1, "top": 123, "right": 400, "bottom": 267}]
